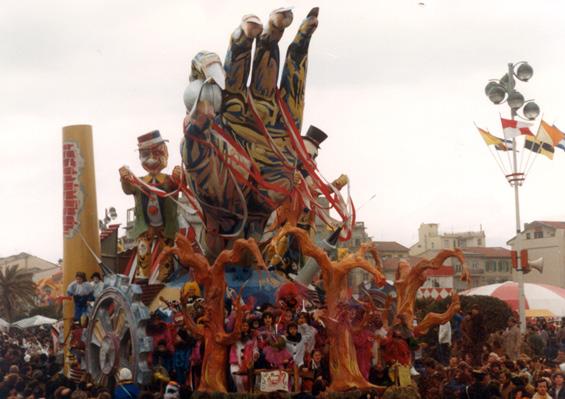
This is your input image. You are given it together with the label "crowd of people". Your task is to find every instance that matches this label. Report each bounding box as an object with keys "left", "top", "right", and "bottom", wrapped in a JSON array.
[
  {"left": 0, "top": 325, "right": 189, "bottom": 398},
  {"left": 7, "top": 273, "right": 565, "bottom": 398},
  {"left": 416, "top": 306, "right": 565, "bottom": 398},
  {"left": 83, "top": 280, "right": 565, "bottom": 399},
  {"left": 149, "top": 282, "right": 338, "bottom": 396}
]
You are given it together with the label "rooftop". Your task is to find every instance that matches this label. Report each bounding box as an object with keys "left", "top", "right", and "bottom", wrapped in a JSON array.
[
  {"left": 463, "top": 246, "right": 511, "bottom": 258},
  {"left": 0, "top": 252, "right": 32, "bottom": 262},
  {"left": 0, "top": 252, "right": 58, "bottom": 268},
  {"left": 442, "top": 231, "right": 485, "bottom": 238},
  {"left": 373, "top": 241, "right": 409, "bottom": 253},
  {"left": 425, "top": 265, "right": 454, "bottom": 277},
  {"left": 382, "top": 256, "right": 424, "bottom": 271},
  {"left": 507, "top": 220, "right": 565, "bottom": 244},
  {"left": 100, "top": 223, "right": 121, "bottom": 241},
  {"left": 526, "top": 221, "right": 565, "bottom": 230},
  {"left": 381, "top": 256, "right": 454, "bottom": 276}
]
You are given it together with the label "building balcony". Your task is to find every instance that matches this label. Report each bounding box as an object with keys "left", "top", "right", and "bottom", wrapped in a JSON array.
[{"left": 470, "top": 269, "right": 485, "bottom": 275}]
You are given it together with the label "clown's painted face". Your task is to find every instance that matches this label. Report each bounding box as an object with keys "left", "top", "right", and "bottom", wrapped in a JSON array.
[
  {"left": 139, "top": 143, "right": 168, "bottom": 175},
  {"left": 303, "top": 139, "right": 319, "bottom": 161},
  {"left": 164, "top": 382, "right": 180, "bottom": 399}
]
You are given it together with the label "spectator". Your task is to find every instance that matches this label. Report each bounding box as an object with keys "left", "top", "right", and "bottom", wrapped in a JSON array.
[
  {"left": 503, "top": 317, "right": 522, "bottom": 361},
  {"left": 549, "top": 371, "right": 565, "bottom": 399},
  {"left": 438, "top": 320, "right": 452, "bottom": 365},
  {"left": 286, "top": 322, "right": 306, "bottom": 367},
  {"left": 461, "top": 305, "right": 487, "bottom": 367},
  {"left": 533, "top": 378, "right": 551, "bottom": 399},
  {"left": 114, "top": 368, "right": 140, "bottom": 399},
  {"left": 460, "top": 369, "right": 489, "bottom": 399},
  {"left": 90, "top": 272, "right": 104, "bottom": 299}
]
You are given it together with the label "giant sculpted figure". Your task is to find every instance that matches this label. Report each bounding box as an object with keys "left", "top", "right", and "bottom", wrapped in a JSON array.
[
  {"left": 181, "top": 7, "right": 321, "bottom": 259},
  {"left": 120, "top": 131, "right": 181, "bottom": 281}
]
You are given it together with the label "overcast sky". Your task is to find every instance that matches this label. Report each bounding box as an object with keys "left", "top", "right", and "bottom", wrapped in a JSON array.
[{"left": 2, "top": 0, "right": 565, "bottom": 263}]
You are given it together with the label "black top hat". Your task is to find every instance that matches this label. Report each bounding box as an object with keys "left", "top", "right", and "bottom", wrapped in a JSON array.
[{"left": 302, "top": 125, "right": 328, "bottom": 149}]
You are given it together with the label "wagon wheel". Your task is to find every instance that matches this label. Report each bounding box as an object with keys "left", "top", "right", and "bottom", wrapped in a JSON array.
[{"left": 84, "top": 275, "right": 153, "bottom": 385}]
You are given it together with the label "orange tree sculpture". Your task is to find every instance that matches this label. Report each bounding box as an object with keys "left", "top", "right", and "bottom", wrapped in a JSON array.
[
  {"left": 160, "top": 234, "right": 267, "bottom": 393},
  {"left": 274, "top": 225, "right": 386, "bottom": 391},
  {"left": 393, "top": 249, "right": 471, "bottom": 337}
]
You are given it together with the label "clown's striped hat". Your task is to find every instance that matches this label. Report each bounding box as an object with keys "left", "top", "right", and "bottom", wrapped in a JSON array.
[{"left": 137, "top": 130, "right": 168, "bottom": 149}]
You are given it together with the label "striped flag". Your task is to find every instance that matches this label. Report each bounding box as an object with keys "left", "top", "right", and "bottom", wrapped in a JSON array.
[
  {"left": 496, "top": 141, "right": 514, "bottom": 152},
  {"left": 477, "top": 127, "right": 512, "bottom": 151},
  {"left": 537, "top": 120, "right": 564, "bottom": 147},
  {"left": 500, "top": 117, "right": 534, "bottom": 139},
  {"left": 524, "top": 135, "right": 554, "bottom": 160},
  {"left": 551, "top": 124, "right": 565, "bottom": 151}
]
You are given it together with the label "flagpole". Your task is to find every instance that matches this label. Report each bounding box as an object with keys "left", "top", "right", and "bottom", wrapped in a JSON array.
[
  {"left": 518, "top": 136, "right": 526, "bottom": 173},
  {"left": 511, "top": 111, "right": 526, "bottom": 334},
  {"left": 505, "top": 63, "right": 527, "bottom": 334},
  {"left": 484, "top": 61, "right": 539, "bottom": 334}
]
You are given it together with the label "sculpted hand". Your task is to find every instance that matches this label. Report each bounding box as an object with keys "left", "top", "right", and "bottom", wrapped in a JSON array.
[
  {"left": 171, "top": 165, "right": 183, "bottom": 185},
  {"left": 119, "top": 166, "right": 134, "bottom": 182}
]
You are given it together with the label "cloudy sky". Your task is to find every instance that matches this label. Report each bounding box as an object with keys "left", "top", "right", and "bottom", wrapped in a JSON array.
[{"left": 2, "top": 0, "right": 565, "bottom": 263}]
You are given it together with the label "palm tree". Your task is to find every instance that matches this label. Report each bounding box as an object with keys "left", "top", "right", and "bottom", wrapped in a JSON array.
[{"left": 0, "top": 265, "right": 36, "bottom": 322}]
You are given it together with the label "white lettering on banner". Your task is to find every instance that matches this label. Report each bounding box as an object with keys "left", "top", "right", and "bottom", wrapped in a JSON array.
[{"left": 63, "top": 141, "right": 85, "bottom": 239}]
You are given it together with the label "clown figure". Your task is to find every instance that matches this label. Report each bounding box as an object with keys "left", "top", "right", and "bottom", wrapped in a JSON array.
[
  {"left": 164, "top": 381, "right": 180, "bottom": 399},
  {"left": 119, "top": 130, "right": 181, "bottom": 282}
]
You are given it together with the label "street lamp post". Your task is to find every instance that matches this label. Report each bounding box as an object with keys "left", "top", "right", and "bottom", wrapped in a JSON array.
[
  {"left": 99, "top": 206, "right": 118, "bottom": 230},
  {"left": 484, "top": 61, "right": 539, "bottom": 333}
]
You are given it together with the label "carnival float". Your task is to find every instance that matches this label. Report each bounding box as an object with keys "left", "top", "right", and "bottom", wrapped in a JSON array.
[{"left": 61, "top": 7, "right": 471, "bottom": 397}]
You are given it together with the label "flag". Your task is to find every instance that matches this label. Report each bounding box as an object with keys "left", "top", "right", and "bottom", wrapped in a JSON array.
[
  {"left": 495, "top": 141, "right": 514, "bottom": 151},
  {"left": 537, "top": 120, "right": 565, "bottom": 146},
  {"left": 477, "top": 127, "right": 512, "bottom": 150},
  {"left": 551, "top": 124, "right": 565, "bottom": 151},
  {"left": 500, "top": 117, "right": 534, "bottom": 139},
  {"left": 524, "top": 135, "right": 554, "bottom": 160}
]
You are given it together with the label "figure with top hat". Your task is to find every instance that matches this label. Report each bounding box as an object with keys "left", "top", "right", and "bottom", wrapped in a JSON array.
[
  {"left": 268, "top": 124, "right": 349, "bottom": 276},
  {"left": 119, "top": 130, "right": 182, "bottom": 282},
  {"left": 297, "top": 125, "right": 349, "bottom": 233}
]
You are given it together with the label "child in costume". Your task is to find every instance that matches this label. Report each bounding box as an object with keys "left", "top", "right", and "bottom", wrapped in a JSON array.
[{"left": 66, "top": 272, "right": 94, "bottom": 322}]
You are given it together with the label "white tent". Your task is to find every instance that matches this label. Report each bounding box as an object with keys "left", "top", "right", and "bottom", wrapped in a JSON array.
[
  {"left": 0, "top": 318, "right": 9, "bottom": 331},
  {"left": 12, "top": 315, "right": 57, "bottom": 329},
  {"left": 461, "top": 282, "right": 565, "bottom": 317}
]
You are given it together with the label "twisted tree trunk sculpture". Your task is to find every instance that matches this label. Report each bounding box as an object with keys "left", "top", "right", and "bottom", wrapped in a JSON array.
[
  {"left": 275, "top": 225, "right": 387, "bottom": 391},
  {"left": 394, "top": 249, "right": 471, "bottom": 337},
  {"left": 160, "top": 234, "right": 267, "bottom": 392}
]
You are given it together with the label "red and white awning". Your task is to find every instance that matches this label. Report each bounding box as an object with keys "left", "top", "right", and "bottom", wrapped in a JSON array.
[
  {"left": 418, "top": 287, "right": 453, "bottom": 300},
  {"left": 461, "top": 281, "right": 565, "bottom": 317}
]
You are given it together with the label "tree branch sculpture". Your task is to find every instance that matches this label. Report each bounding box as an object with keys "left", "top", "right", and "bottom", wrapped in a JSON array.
[
  {"left": 394, "top": 249, "right": 471, "bottom": 336},
  {"left": 275, "top": 225, "right": 386, "bottom": 391},
  {"left": 160, "top": 234, "right": 267, "bottom": 393}
]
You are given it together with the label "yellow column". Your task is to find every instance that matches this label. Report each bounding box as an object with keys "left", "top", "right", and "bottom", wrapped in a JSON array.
[{"left": 62, "top": 125, "right": 101, "bottom": 374}]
